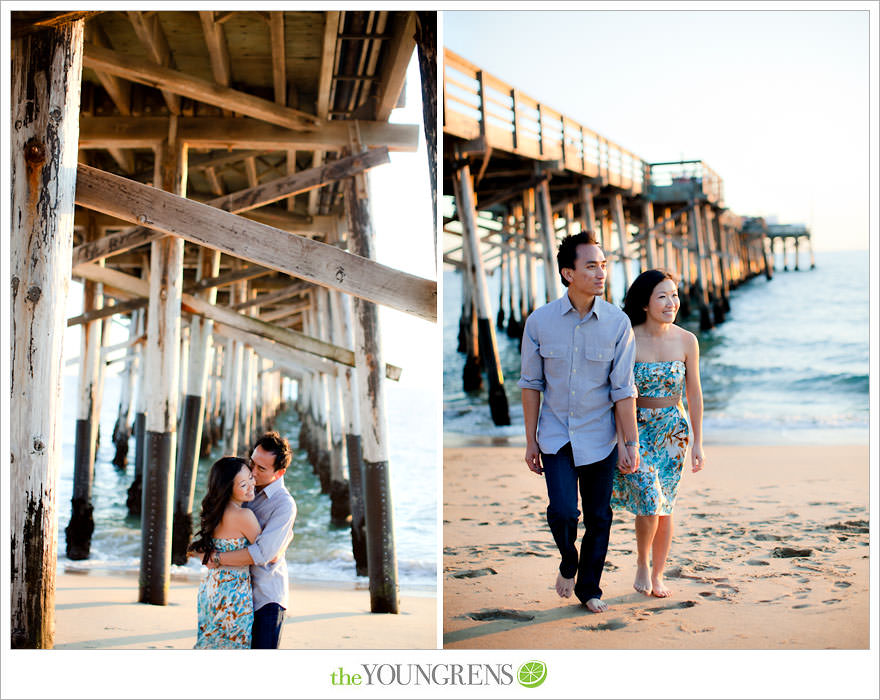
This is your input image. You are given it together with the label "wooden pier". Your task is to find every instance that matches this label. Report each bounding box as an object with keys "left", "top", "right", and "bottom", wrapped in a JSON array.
[
  {"left": 10, "top": 10, "right": 437, "bottom": 648},
  {"left": 442, "top": 49, "right": 801, "bottom": 423}
]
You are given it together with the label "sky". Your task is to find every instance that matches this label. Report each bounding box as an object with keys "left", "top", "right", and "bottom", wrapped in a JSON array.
[{"left": 445, "top": 8, "right": 872, "bottom": 251}]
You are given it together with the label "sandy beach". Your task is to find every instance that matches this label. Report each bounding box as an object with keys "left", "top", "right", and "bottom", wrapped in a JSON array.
[
  {"left": 443, "top": 443, "right": 869, "bottom": 649},
  {"left": 53, "top": 571, "right": 435, "bottom": 649}
]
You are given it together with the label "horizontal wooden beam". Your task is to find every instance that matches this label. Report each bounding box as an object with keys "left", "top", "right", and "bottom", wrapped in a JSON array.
[
  {"left": 72, "top": 150, "right": 371, "bottom": 266},
  {"left": 83, "top": 43, "right": 320, "bottom": 129},
  {"left": 69, "top": 264, "right": 274, "bottom": 326},
  {"left": 73, "top": 262, "right": 401, "bottom": 379},
  {"left": 78, "top": 116, "right": 419, "bottom": 152},
  {"left": 229, "top": 281, "right": 311, "bottom": 311},
  {"left": 207, "top": 147, "right": 390, "bottom": 214},
  {"left": 75, "top": 164, "right": 437, "bottom": 322}
]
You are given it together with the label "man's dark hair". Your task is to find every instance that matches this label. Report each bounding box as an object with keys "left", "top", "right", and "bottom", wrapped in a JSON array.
[
  {"left": 557, "top": 231, "right": 600, "bottom": 287},
  {"left": 254, "top": 431, "right": 292, "bottom": 472}
]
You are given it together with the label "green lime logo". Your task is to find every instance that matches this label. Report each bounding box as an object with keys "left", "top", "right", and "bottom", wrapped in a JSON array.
[{"left": 517, "top": 660, "right": 547, "bottom": 688}]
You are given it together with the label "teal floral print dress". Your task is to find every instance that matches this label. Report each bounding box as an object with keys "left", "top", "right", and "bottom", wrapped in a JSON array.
[
  {"left": 611, "top": 361, "right": 690, "bottom": 516},
  {"left": 195, "top": 537, "right": 253, "bottom": 649}
]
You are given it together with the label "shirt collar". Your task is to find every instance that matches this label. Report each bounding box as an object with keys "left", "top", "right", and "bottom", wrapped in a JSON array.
[
  {"left": 258, "top": 475, "right": 286, "bottom": 500},
  {"left": 560, "top": 291, "right": 602, "bottom": 319}
]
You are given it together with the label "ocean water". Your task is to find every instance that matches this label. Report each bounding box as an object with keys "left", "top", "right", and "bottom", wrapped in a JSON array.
[
  {"left": 444, "top": 250, "right": 870, "bottom": 446},
  {"left": 56, "top": 367, "right": 438, "bottom": 591}
]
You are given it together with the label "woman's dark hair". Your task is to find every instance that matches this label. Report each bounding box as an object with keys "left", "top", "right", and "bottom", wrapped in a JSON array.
[
  {"left": 189, "top": 456, "right": 250, "bottom": 564},
  {"left": 622, "top": 269, "right": 677, "bottom": 326}
]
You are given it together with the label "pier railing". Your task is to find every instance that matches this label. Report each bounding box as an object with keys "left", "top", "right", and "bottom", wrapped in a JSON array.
[{"left": 444, "top": 49, "right": 646, "bottom": 194}]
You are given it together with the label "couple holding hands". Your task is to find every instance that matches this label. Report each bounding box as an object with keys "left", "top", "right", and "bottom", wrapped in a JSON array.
[{"left": 520, "top": 231, "right": 705, "bottom": 612}]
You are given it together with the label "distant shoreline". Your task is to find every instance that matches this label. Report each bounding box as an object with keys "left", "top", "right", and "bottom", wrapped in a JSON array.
[{"left": 443, "top": 429, "right": 869, "bottom": 449}]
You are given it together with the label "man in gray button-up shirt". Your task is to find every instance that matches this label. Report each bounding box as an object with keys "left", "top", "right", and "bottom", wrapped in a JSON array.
[
  {"left": 519, "top": 231, "right": 639, "bottom": 613},
  {"left": 208, "top": 431, "right": 296, "bottom": 647}
]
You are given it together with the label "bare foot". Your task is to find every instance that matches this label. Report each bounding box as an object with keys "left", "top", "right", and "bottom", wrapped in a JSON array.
[
  {"left": 585, "top": 597, "right": 608, "bottom": 613},
  {"left": 651, "top": 575, "right": 671, "bottom": 598},
  {"left": 556, "top": 572, "right": 575, "bottom": 598},
  {"left": 633, "top": 564, "right": 652, "bottom": 596}
]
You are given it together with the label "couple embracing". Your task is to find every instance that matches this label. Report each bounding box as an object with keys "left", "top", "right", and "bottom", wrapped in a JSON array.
[
  {"left": 187, "top": 432, "right": 296, "bottom": 648},
  {"left": 519, "top": 231, "right": 706, "bottom": 612}
]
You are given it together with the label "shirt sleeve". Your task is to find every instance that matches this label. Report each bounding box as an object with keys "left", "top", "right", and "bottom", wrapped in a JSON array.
[
  {"left": 247, "top": 496, "right": 296, "bottom": 567},
  {"left": 517, "top": 314, "right": 546, "bottom": 391},
  {"left": 609, "top": 317, "right": 638, "bottom": 402}
]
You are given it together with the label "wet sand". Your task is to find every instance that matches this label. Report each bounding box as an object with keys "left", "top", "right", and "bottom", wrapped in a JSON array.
[{"left": 443, "top": 443, "right": 869, "bottom": 649}]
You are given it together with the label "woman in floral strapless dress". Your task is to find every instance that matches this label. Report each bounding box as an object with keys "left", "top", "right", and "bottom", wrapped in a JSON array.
[
  {"left": 612, "top": 270, "right": 705, "bottom": 598},
  {"left": 188, "top": 457, "right": 261, "bottom": 648}
]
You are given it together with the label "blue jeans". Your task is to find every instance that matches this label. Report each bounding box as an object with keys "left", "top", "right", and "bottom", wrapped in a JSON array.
[
  {"left": 251, "top": 603, "right": 285, "bottom": 649},
  {"left": 541, "top": 443, "right": 617, "bottom": 603}
]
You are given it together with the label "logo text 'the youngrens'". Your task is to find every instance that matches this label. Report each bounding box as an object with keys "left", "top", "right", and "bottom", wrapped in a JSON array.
[{"left": 330, "top": 664, "right": 516, "bottom": 687}]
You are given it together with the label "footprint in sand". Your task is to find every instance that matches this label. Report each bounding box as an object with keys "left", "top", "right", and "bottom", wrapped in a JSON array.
[
  {"left": 792, "top": 604, "right": 810, "bottom": 609},
  {"left": 746, "top": 559, "right": 770, "bottom": 566},
  {"left": 645, "top": 600, "right": 697, "bottom": 612},
  {"left": 822, "top": 599, "right": 841, "bottom": 605},
  {"left": 449, "top": 568, "right": 498, "bottom": 579},
  {"left": 771, "top": 547, "right": 813, "bottom": 558},
  {"left": 833, "top": 581, "right": 851, "bottom": 589},
  {"left": 578, "top": 619, "right": 627, "bottom": 632},
  {"left": 467, "top": 609, "right": 535, "bottom": 622}
]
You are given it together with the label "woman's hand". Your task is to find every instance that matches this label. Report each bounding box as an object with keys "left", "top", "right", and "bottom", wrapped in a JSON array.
[
  {"left": 617, "top": 438, "right": 635, "bottom": 473},
  {"left": 691, "top": 444, "right": 705, "bottom": 473}
]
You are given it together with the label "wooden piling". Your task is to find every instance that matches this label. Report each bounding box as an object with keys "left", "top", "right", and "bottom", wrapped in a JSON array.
[
  {"left": 455, "top": 162, "right": 511, "bottom": 426},
  {"left": 11, "top": 18, "right": 84, "bottom": 648},
  {"left": 642, "top": 201, "right": 656, "bottom": 269},
  {"left": 127, "top": 307, "right": 147, "bottom": 516},
  {"left": 332, "top": 290, "right": 368, "bottom": 575},
  {"left": 702, "top": 204, "right": 725, "bottom": 323},
  {"left": 688, "top": 204, "right": 713, "bottom": 330},
  {"left": 139, "top": 125, "right": 186, "bottom": 606},
  {"left": 536, "top": 179, "right": 560, "bottom": 302},
  {"left": 171, "top": 247, "right": 220, "bottom": 565},
  {"left": 344, "top": 151, "right": 399, "bottom": 614},
  {"left": 610, "top": 193, "right": 632, "bottom": 294},
  {"left": 522, "top": 189, "right": 538, "bottom": 313},
  {"left": 66, "top": 221, "right": 102, "bottom": 560},
  {"left": 319, "top": 289, "right": 350, "bottom": 525},
  {"left": 111, "top": 313, "right": 139, "bottom": 470}
]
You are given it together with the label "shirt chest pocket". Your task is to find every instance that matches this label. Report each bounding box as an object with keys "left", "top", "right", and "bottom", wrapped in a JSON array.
[
  {"left": 584, "top": 344, "right": 614, "bottom": 363},
  {"left": 539, "top": 344, "right": 568, "bottom": 364}
]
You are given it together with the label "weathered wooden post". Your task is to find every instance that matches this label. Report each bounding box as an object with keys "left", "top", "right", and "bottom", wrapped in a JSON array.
[
  {"left": 139, "top": 122, "right": 186, "bottom": 605},
  {"left": 111, "top": 312, "right": 140, "bottom": 470},
  {"left": 600, "top": 210, "right": 615, "bottom": 303},
  {"left": 414, "top": 11, "right": 437, "bottom": 245},
  {"left": 222, "top": 283, "right": 245, "bottom": 456},
  {"left": 702, "top": 204, "right": 725, "bottom": 323},
  {"left": 808, "top": 235, "right": 816, "bottom": 270},
  {"left": 794, "top": 235, "right": 801, "bottom": 271},
  {"left": 579, "top": 182, "right": 597, "bottom": 234},
  {"left": 455, "top": 161, "right": 511, "bottom": 426},
  {"left": 522, "top": 189, "right": 538, "bottom": 313},
  {"left": 610, "top": 193, "right": 632, "bottom": 293},
  {"left": 11, "top": 18, "right": 84, "bottom": 649},
  {"left": 66, "top": 219, "right": 103, "bottom": 559},
  {"left": 453, "top": 172, "right": 482, "bottom": 392},
  {"left": 688, "top": 203, "right": 713, "bottom": 330},
  {"left": 536, "top": 179, "right": 560, "bottom": 302},
  {"left": 642, "top": 200, "right": 656, "bottom": 269},
  {"left": 497, "top": 228, "right": 507, "bottom": 329},
  {"left": 319, "top": 289, "right": 350, "bottom": 525},
  {"left": 332, "top": 290, "right": 368, "bottom": 574},
  {"left": 344, "top": 140, "right": 399, "bottom": 613},
  {"left": 127, "top": 306, "right": 147, "bottom": 515},
  {"left": 171, "top": 247, "right": 220, "bottom": 564}
]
